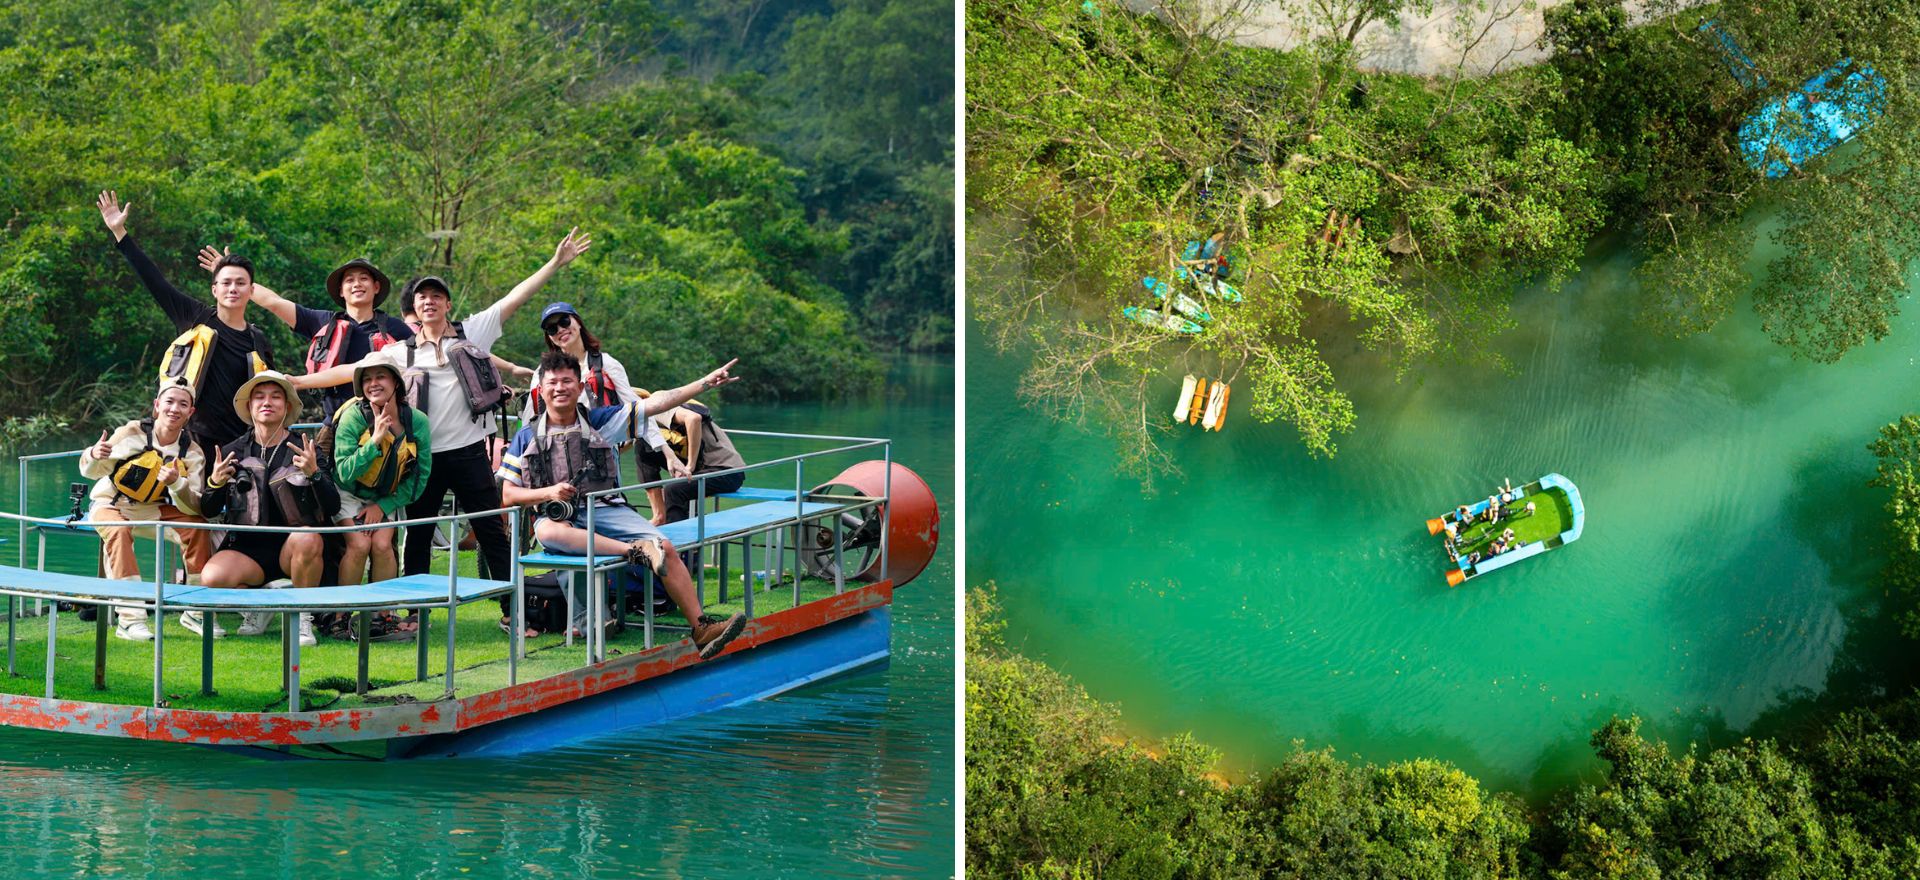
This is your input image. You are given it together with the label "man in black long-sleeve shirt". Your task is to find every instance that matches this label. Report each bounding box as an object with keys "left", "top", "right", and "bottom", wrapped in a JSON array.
[{"left": 97, "top": 190, "right": 273, "bottom": 453}]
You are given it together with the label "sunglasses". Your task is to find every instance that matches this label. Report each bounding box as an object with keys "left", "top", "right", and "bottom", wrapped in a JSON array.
[{"left": 542, "top": 316, "right": 576, "bottom": 335}]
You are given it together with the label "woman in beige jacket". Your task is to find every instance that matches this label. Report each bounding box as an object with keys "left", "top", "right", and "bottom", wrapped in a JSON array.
[{"left": 78, "top": 378, "right": 213, "bottom": 640}]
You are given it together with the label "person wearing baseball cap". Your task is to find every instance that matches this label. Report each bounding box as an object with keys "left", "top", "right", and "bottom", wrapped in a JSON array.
[
  {"left": 296, "top": 228, "right": 592, "bottom": 585},
  {"left": 198, "top": 371, "right": 341, "bottom": 646},
  {"left": 78, "top": 377, "right": 214, "bottom": 641},
  {"left": 521, "top": 301, "right": 645, "bottom": 422}
]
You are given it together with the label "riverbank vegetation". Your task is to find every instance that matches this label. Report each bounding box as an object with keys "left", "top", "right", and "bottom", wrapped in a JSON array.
[
  {"left": 968, "top": 0, "right": 1920, "bottom": 483},
  {"left": 1542, "top": 0, "right": 1920, "bottom": 359},
  {"left": 0, "top": 0, "right": 950, "bottom": 439},
  {"left": 969, "top": 0, "right": 1602, "bottom": 483},
  {"left": 968, "top": 587, "right": 1920, "bottom": 878}
]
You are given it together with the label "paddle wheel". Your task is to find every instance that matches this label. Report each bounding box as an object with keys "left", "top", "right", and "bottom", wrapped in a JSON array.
[{"left": 800, "top": 462, "right": 939, "bottom": 587}]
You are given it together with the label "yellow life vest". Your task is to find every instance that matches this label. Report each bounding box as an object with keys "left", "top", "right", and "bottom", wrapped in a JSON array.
[
  {"left": 654, "top": 402, "right": 713, "bottom": 463},
  {"left": 355, "top": 421, "right": 420, "bottom": 497},
  {"left": 159, "top": 325, "right": 270, "bottom": 396},
  {"left": 109, "top": 422, "right": 180, "bottom": 504},
  {"left": 321, "top": 398, "right": 419, "bottom": 498}
]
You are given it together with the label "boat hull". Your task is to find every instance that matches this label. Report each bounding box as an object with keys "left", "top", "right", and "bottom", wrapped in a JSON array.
[{"left": 0, "top": 581, "right": 893, "bottom": 759}]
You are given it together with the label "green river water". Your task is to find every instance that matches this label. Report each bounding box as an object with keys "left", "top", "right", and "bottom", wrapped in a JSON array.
[
  {"left": 0, "top": 356, "right": 953, "bottom": 878},
  {"left": 969, "top": 240, "right": 1920, "bottom": 796}
]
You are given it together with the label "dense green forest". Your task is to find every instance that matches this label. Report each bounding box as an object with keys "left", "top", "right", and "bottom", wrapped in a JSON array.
[
  {"left": 969, "top": 492, "right": 1920, "bottom": 880},
  {"left": 0, "top": 0, "right": 951, "bottom": 436},
  {"left": 967, "top": 0, "right": 1920, "bottom": 484}
]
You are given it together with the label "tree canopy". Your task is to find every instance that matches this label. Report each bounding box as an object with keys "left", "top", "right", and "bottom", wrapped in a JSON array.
[
  {"left": 967, "top": 0, "right": 1601, "bottom": 483},
  {"left": 1543, "top": 0, "right": 1920, "bottom": 361},
  {"left": 0, "top": 0, "right": 950, "bottom": 431}
]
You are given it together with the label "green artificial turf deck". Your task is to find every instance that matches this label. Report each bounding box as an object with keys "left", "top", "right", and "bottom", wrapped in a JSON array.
[
  {"left": 1453, "top": 485, "right": 1574, "bottom": 557},
  {"left": 0, "top": 549, "right": 846, "bottom": 713}
]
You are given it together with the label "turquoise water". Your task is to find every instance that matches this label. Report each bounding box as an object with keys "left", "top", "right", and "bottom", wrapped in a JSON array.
[
  {"left": 0, "top": 356, "right": 953, "bottom": 878},
  {"left": 969, "top": 242, "right": 1918, "bottom": 794}
]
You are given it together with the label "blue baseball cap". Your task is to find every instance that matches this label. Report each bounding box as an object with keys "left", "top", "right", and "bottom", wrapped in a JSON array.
[{"left": 539, "top": 302, "right": 580, "bottom": 326}]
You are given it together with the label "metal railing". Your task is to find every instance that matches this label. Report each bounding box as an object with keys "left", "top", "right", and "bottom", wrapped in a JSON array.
[{"left": 8, "top": 424, "right": 894, "bottom": 711}]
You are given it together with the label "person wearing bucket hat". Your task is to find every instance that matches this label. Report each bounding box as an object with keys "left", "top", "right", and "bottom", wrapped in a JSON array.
[
  {"left": 296, "top": 228, "right": 592, "bottom": 584},
  {"left": 96, "top": 191, "right": 275, "bottom": 456},
  {"left": 195, "top": 248, "right": 415, "bottom": 419},
  {"left": 78, "top": 377, "right": 215, "bottom": 641},
  {"left": 310, "top": 361, "right": 433, "bottom": 640},
  {"left": 198, "top": 371, "right": 341, "bottom": 647}
]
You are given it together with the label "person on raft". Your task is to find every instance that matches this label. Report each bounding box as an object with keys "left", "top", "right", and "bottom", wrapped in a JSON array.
[
  {"left": 79, "top": 378, "right": 214, "bottom": 641},
  {"left": 312, "top": 361, "right": 434, "bottom": 641},
  {"left": 97, "top": 190, "right": 274, "bottom": 457},
  {"left": 400, "top": 290, "right": 532, "bottom": 386},
  {"left": 634, "top": 392, "right": 748, "bottom": 527},
  {"left": 196, "top": 248, "right": 413, "bottom": 419},
  {"left": 198, "top": 372, "right": 340, "bottom": 646},
  {"left": 293, "top": 229, "right": 591, "bottom": 585},
  {"left": 497, "top": 350, "right": 747, "bottom": 658},
  {"left": 521, "top": 302, "right": 645, "bottom": 422}
]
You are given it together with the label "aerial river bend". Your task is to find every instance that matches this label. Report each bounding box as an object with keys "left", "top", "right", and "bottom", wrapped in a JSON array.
[{"left": 969, "top": 236, "right": 1919, "bottom": 795}]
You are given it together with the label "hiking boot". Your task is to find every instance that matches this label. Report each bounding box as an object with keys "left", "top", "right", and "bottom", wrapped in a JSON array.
[
  {"left": 114, "top": 620, "right": 153, "bottom": 642},
  {"left": 180, "top": 610, "right": 224, "bottom": 639},
  {"left": 235, "top": 611, "right": 273, "bottom": 637},
  {"left": 691, "top": 613, "right": 746, "bottom": 660},
  {"left": 627, "top": 539, "right": 669, "bottom": 578},
  {"left": 298, "top": 613, "right": 317, "bottom": 647}
]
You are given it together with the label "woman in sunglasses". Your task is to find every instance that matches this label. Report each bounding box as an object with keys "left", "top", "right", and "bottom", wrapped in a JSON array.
[{"left": 521, "top": 302, "right": 642, "bottom": 420}]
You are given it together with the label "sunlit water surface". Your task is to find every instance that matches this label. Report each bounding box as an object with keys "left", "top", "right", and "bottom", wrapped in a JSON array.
[{"left": 969, "top": 241, "right": 1917, "bottom": 795}]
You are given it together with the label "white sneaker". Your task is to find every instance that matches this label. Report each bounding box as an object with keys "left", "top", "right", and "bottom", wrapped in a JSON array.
[
  {"left": 180, "top": 610, "right": 225, "bottom": 639},
  {"left": 114, "top": 621, "right": 153, "bottom": 641},
  {"left": 298, "top": 613, "right": 317, "bottom": 647},
  {"left": 236, "top": 611, "right": 273, "bottom": 637}
]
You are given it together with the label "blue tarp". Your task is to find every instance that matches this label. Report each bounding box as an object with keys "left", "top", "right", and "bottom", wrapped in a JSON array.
[{"left": 1739, "top": 59, "right": 1886, "bottom": 177}]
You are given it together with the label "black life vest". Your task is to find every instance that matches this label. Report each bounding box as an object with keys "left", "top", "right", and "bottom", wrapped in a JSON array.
[
  {"left": 160, "top": 324, "right": 272, "bottom": 397},
  {"left": 317, "top": 398, "right": 420, "bottom": 499},
  {"left": 527, "top": 350, "right": 618, "bottom": 416},
  {"left": 109, "top": 420, "right": 186, "bottom": 504},
  {"left": 305, "top": 310, "right": 401, "bottom": 374},
  {"left": 220, "top": 439, "right": 328, "bottom": 528},
  {"left": 521, "top": 413, "right": 624, "bottom": 505}
]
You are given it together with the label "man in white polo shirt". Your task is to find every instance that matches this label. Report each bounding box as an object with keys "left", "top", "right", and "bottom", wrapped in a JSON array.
[{"left": 296, "top": 229, "right": 592, "bottom": 581}]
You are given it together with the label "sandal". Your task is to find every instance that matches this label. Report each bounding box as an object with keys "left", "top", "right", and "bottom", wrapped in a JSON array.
[
  {"left": 498, "top": 617, "right": 544, "bottom": 639},
  {"left": 317, "top": 612, "right": 356, "bottom": 642},
  {"left": 361, "top": 613, "right": 413, "bottom": 643}
]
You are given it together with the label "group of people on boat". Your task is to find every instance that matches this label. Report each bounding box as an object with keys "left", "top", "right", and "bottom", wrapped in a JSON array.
[
  {"left": 1439, "top": 481, "right": 1537, "bottom": 565},
  {"left": 83, "top": 190, "right": 749, "bottom": 659}
]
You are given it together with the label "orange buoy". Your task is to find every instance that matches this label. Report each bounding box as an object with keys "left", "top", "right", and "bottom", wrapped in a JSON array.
[
  {"left": 1190, "top": 378, "right": 1207, "bottom": 424},
  {"left": 807, "top": 461, "right": 940, "bottom": 587},
  {"left": 1426, "top": 517, "right": 1446, "bottom": 535},
  {"left": 1445, "top": 569, "right": 1467, "bottom": 588}
]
